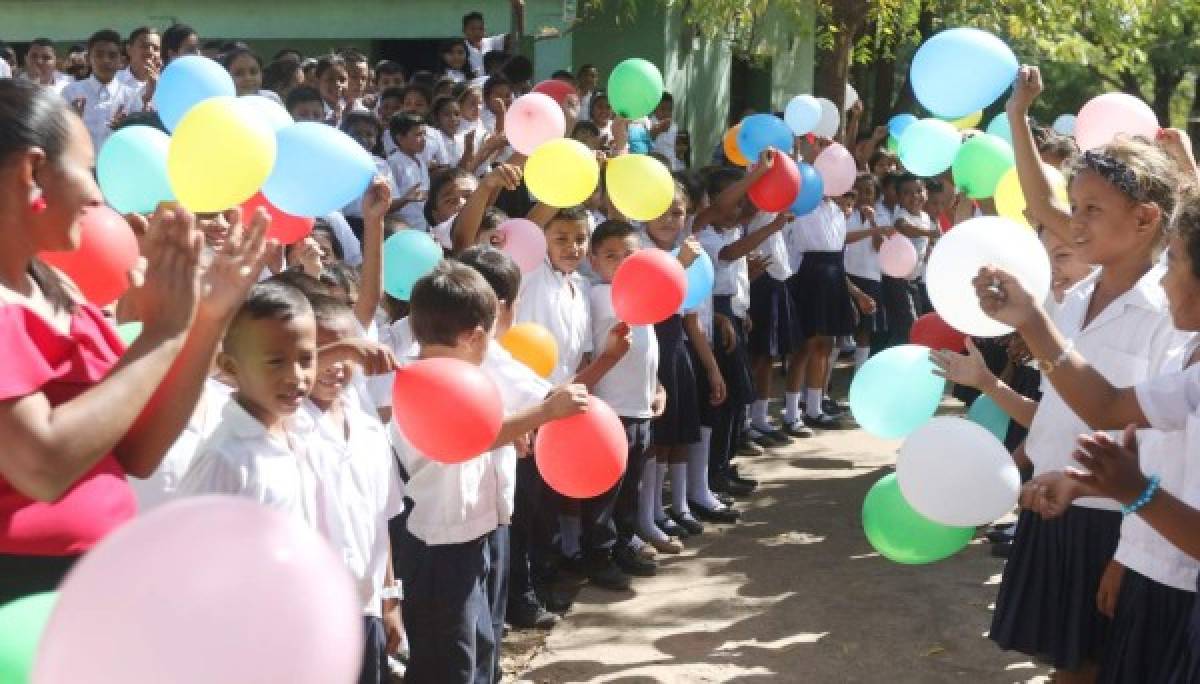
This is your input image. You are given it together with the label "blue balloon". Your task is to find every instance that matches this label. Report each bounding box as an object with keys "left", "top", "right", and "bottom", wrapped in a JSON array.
[
  {"left": 97, "top": 125, "right": 175, "bottom": 214},
  {"left": 784, "top": 95, "right": 822, "bottom": 135},
  {"left": 849, "top": 344, "right": 945, "bottom": 438},
  {"left": 670, "top": 248, "right": 715, "bottom": 313},
  {"left": 791, "top": 162, "right": 824, "bottom": 215},
  {"left": 888, "top": 113, "right": 917, "bottom": 138},
  {"left": 736, "top": 113, "right": 793, "bottom": 161},
  {"left": 154, "top": 56, "right": 236, "bottom": 131},
  {"left": 985, "top": 113, "right": 1012, "bottom": 145},
  {"left": 383, "top": 230, "right": 443, "bottom": 300},
  {"left": 898, "top": 118, "right": 962, "bottom": 177},
  {"left": 910, "top": 28, "right": 1018, "bottom": 118},
  {"left": 262, "top": 122, "right": 376, "bottom": 217},
  {"left": 627, "top": 123, "right": 653, "bottom": 154},
  {"left": 967, "top": 394, "right": 1010, "bottom": 442}
]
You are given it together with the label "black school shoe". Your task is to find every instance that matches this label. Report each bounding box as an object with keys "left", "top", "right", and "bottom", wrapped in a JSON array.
[
  {"left": 807, "top": 413, "right": 847, "bottom": 430},
  {"left": 507, "top": 597, "right": 560, "bottom": 629},
  {"left": 670, "top": 510, "right": 705, "bottom": 536},
  {"left": 656, "top": 516, "right": 690, "bottom": 539},
  {"left": 711, "top": 472, "right": 754, "bottom": 497},
  {"left": 536, "top": 585, "right": 574, "bottom": 614},
  {"left": 822, "top": 397, "right": 848, "bottom": 416},
  {"left": 586, "top": 554, "right": 633, "bottom": 590},
  {"left": 689, "top": 501, "right": 740, "bottom": 523},
  {"left": 782, "top": 419, "right": 815, "bottom": 438},
  {"left": 737, "top": 438, "right": 766, "bottom": 456},
  {"left": 728, "top": 465, "right": 758, "bottom": 487},
  {"left": 613, "top": 545, "right": 658, "bottom": 577}
]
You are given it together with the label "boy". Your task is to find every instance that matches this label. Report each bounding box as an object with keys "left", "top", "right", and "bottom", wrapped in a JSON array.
[
  {"left": 646, "top": 93, "right": 681, "bottom": 170},
  {"left": 62, "top": 29, "right": 144, "bottom": 151},
  {"left": 387, "top": 113, "right": 431, "bottom": 231},
  {"left": 339, "top": 48, "right": 370, "bottom": 112},
  {"left": 374, "top": 60, "right": 407, "bottom": 93},
  {"left": 117, "top": 27, "right": 160, "bottom": 98},
  {"left": 481, "top": 76, "right": 514, "bottom": 135},
  {"left": 23, "top": 38, "right": 70, "bottom": 93},
  {"left": 285, "top": 85, "right": 326, "bottom": 123},
  {"left": 892, "top": 174, "right": 939, "bottom": 333},
  {"left": 376, "top": 87, "right": 406, "bottom": 157},
  {"left": 399, "top": 83, "right": 433, "bottom": 119},
  {"left": 462, "top": 3, "right": 524, "bottom": 75}
]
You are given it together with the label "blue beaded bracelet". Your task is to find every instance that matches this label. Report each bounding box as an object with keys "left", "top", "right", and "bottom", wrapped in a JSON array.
[{"left": 1121, "top": 475, "right": 1161, "bottom": 516}]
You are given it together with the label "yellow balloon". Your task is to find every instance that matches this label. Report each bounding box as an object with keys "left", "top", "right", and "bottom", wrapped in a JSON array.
[
  {"left": 499, "top": 322, "right": 559, "bottom": 378},
  {"left": 167, "top": 96, "right": 276, "bottom": 212},
  {"left": 946, "top": 110, "right": 983, "bottom": 130},
  {"left": 605, "top": 154, "right": 674, "bottom": 221},
  {"left": 994, "top": 165, "right": 1069, "bottom": 226},
  {"left": 525, "top": 138, "right": 600, "bottom": 208}
]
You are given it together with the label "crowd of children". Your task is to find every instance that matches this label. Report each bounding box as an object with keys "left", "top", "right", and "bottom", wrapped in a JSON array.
[{"left": 6, "top": 9, "right": 1200, "bottom": 684}]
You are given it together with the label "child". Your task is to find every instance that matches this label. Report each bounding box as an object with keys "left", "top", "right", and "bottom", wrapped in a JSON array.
[
  {"left": 589, "top": 92, "right": 615, "bottom": 147},
  {"left": 116, "top": 29, "right": 157, "bottom": 96},
  {"left": 426, "top": 168, "right": 479, "bottom": 250},
  {"left": 744, "top": 207, "right": 797, "bottom": 443},
  {"left": 61, "top": 29, "right": 144, "bottom": 151},
  {"left": 400, "top": 84, "right": 433, "bottom": 119},
  {"left": 426, "top": 96, "right": 464, "bottom": 170},
  {"left": 843, "top": 174, "right": 890, "bottom": 371},
  {"left": 375, "top": 60, "right": 407, "bottom": 93},
  {"left": 285, "top": 85, "right": 326, "bottom": 123},
  {"left": 440, "top": 39, "right": 476, "bottom": 83},
  {"left": 221, "top": 47, "right": 271, "bottom": 99},
  {"left": 647, "top": 93, "right": 681, "bottom": 170},
  {"left": 891, "top": 174, "right": 939, "bottom": 319},
  {"left": 387, "top": 113, "right": 431, "bottom": 232},
  {"left": 339, "top": 48, "right": 370, "bottom": 112},
  {"left": 376, "top": 87, "right": 406, "bottom": 157},
  {"left": 263, "top": 56, "right": 304, "bottom": 101},
  {"left": 314, "top": 54, "right": 349, "bottom": 125},
  {"left": 481, "top": 76, "right": 514, "bottom": 136}
]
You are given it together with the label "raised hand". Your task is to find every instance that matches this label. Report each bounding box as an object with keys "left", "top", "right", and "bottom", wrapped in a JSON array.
[
  {"left": 138, "top": 204, "right": 204, "bottom": 339},
  {"left": 198, "top": 206, "right": 270, "bottom": 321},
  {"left": 930, "top": 338, "right": 995, "bottom": 390},
  {"left": 546, "top": 383, "right": 589, "bottom": 419},
  {"left": 483, "top": 163, "right": 522, "bottom": 192},
  {"left": 1006, "top": 65, "right": 1043, "bottom": 115},
  {"left": 361, "top": 176, "right": 394, "bottom": 223},
  {"left": 677, "top": 236, "right": 702, "bottom": 268},
  {"left": 974, "top": 265, "right": 1039, "bottom": 329}
]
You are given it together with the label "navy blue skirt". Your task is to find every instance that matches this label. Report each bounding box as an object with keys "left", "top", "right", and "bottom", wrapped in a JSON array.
[
  {"left": 1099, "top": 568, "right": 1195, "bottom": 683},
  {"left": 713, "top": 295, "right": 755, "bottom": 408},
  {"left": 1167, "top": 596, "right": 1200, "bottom": 684},
  {"left": 848, "top": 275, "right": 885, "bottom": 334},
  {"left": 747, "top": 276, "right": 797, "bottom": 357},
  {"left": 788, "top": 251, "right": 857, "bottom": 339},
  {"left": 653, "top": 314, "right": 701, "bottom": 446}
]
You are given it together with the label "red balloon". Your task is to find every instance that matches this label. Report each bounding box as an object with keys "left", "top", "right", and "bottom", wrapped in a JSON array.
[
  {"left": 748, "top": 151, "right": 801, "bottom": 212},
  {"left": 536, "top": 396, "right": 627, "bottom": 498},
  {"left": 611, "top": 248, "right": 687, "bottom": 325},
  {"left": 531, "top": 79, "right": 578, "bottom": 106},
  {"left": 391, "top": 358, "right": 503, "bottom": 463},
  {"left": 40, "top": 205, "right": 139, "bottom": 307},
  {"left": 242, "top": 191, "right": 314, "bottom": 245},
  {"left": 910, "top": 312, "right": 967, "bottom": 352}
]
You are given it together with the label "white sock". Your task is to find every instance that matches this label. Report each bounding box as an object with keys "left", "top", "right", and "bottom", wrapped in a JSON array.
[
  {"left": 854, "top": 347, "right": 870, "bottom": 369},
  {"left": 688, "top": 427, "right": 723, "bottom": 509},
  {"left": 783, "top": 392, "right": 802, "bottom": 424},
  {"left": 655, "top": 462, "right": 668, "bottom": 519},
  {"left": 669, "top": 462, "right": 690, "bottom": 515},
  {"left": 751, "top": 399, "right": 769, "bottom": 427},
  {"left": 806, "top": 388, "right": 823, "bottom": 418},
  {"left": 559, "top": 515, "right": 582, "bottom": 557},
  {"left": 638, "top": 457, "right": 667, "bottom": 542}
]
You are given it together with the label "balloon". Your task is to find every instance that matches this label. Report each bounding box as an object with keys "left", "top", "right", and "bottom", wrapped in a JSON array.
[
  {"left": 862, "top": 473, "right": 974, "bottom": 564},
  {"left": 878, "top": 234, "right": 917, "bottom": 278},
  {"left": 736, "top": 114, "right": 793, "bottom": 162},
  {"left": 505, "top": 93, "right": 567, "bottom": 156},
  {"left": 813, "top": 142, "right": 856, "bottom": 196},
  {"left": 994, "top": 164, "right": 1068, "bottom": 226},
  {"left": 499, "top": 322, "right": 559, "bottom": 378},
  {"left": 910, "top": 27, "right": 1018, "bottom": 118},
  {"left": 497, "top": 218, "right": 547, "bottom": 274},
  {"left": 1075, "top": 92, "right": 1159, "bottom": 151},
  {"left": 888, "top": 113, "right": 917, "bottom": 138},
  {"left": 967, "top": 393, "right": 1011, "bottom": 442},
  {"left": 532, "top": 78, "right": 578, "bottom": 106},
  {"left": 153, "top": 55, "right": 236, "bottom": 131},
  {"left": 606, "top": 153, "right": 675, "bottom": 221},
  {"left": 241, "top": 191, "right": 314, "bottom": 245},
  {"left": 97, "top": 125, "right": 174, "bottom": 214},
  {"left": 33, "top": 497, "right": 362, "bottom": 684},
  {"left": 845, "top": 83, "right": 860, "bottom": 110},
  {"left": 985, "top": 113, "right": 1012, "bottom": 145},
  {"left": 525, "top": 138, "right": 600, "bottom": 208},
  {"left": 748, "top": 150, "right": 800, "bottom": 212},
  {"left": 116, "top": 321, "right": 143, "bottom": 346},
  {"left": 898, "top": 118, "right": 961, "bottom": 177},
  {"left": 383, "top": 230, "right": 442, "bottom": 300},
  {"left": 723, "top": 125, "right": 749, "bottom": 166},
  {"left": 909, "top": 312, "right": 966, "bottom": 352},
  {"left": 849, "top": 344, "right": 945, "bottom": 439},
  {"left": 0, "top": 592, "right": 55, "bottom": 683},
  {"left": 262, "top": 122, "right": 376, "bottom": 217},
  {"left": 886, "top": 134, "right": 900, "bottom": 153},
  {"left": 784, "top": 95, "right": 822, "bottom": 135},
  {"left": 536, "top": 396, "right": 627, "bottom": 498},
  {"left": 240, "top": 93, "right": 293, "bottom": 131},
  {"left": 950, "top": 133, "right": 1014, "bottom": 199},
  {"left": 606, "top": 58, "right": 664, "bottom": 119},
  {"left": 897, "top": 416, "right": 1021, "bottom": 527},
  {"left": 40, "top": 205, "right": 139, "bottom": 307},
  {"left": 925, "top": 216, "right": 1051, "bottom": 337},
  {"left": 167, "top": 97, "right": 276, "bottom": 212},
  {"left": 673, "top": 248, "right": 715, "bottom": 312},
  {"left": 392, "top": 358, "right": 503, "bottom": 463},
  {"left": 1052, "top": 113, "right": 1077, "bottom": 136},
  {"left": 611, "top": 248, "right": 687, "bottom": 325},
  {"left": 790, "top": 162, "right": 825, "bottom": 216},
  {"left": 813, "top": 97, "right": 841, "bottom": 139},
  {"left": 943, "top": 110, "right": 983, "bottom": 130}
]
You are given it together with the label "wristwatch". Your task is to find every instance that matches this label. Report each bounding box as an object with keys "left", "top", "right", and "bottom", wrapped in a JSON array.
[{"left": 1035, "top": 339, "right": 1075, "bottom": 374}]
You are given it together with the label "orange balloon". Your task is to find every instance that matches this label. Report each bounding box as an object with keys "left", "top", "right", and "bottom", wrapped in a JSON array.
[
  {"left": 499, "top": 322, "right": 559, "bottom": 378},
  {"left": 723, "top": 125, "right": 749, "bottom": 166}
]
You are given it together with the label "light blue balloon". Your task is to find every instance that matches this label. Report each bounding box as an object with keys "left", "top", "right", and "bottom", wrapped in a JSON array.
[
  {"left": 671, "top": 248, "right": 715, "bottom": 313},
  {"left": 849, "top": 344, "right": 945, "bottom": 439},
  {"left": 791, "top": 162, "right": 824, "bottom": 216},
  {"left": 153, "top": 55, "right": 236, "bottom": 131},
  {"left": 784, "top": 95, "right": 822, "bottom": 135},
  {"left": 967, "top": 394, "right": 1010, "bottom": 442},
  {"left": 383, "top": 230, "right": 443, "bottom": 300},
  {"left": 888, "top": 113, "right": 917, "bottom": 138},
  {"left": 97, "top": 125, "right": 175, "bottom": 214},
  {"left": 736, "top": 113, "right": 793, "bottom": 161},
  {"left": 628, "top": 123, "right": 653, "bottom": 154},
  {"left": 262, "top": 122, "right": 376, "bottom": 218},
  {"left": 240, "top": 94, "right": 294, "bottom": 132},
  {"left": 910, "top": 28, "right": 1018, "bottom": 118},
  {"left": 985, "top": 113, "right": 1012, "bottom": 145},
  {"left": 898, "top": 118, "right": 962, "bottom": 177}
]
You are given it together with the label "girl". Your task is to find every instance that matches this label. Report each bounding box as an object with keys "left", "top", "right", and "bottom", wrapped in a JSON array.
[
  {"left": 438, "top": 40, "right": 476, "bottom": 83},
  {"left": 220, "top": 47, "right": 277, "bottom": 102},
  {"left": 843, "top": 173, "right": 891, "bottom": 371},
  {"left": 426, "top": 96, "right": 464, "bottom": 170},
  {"left": 425, "top": 168, "right": 478, "bottom": 250},
  {"left": 315, "top": 54, "right": 349, "bottom": 126},
  {"left": 263, "top": 56, "right": 304, "bottom": 101},
  {"left": 588, "top": 92, "right": 614, "bottom": 148}
]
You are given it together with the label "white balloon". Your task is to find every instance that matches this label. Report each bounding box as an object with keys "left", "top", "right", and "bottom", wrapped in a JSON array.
[
  {"left": 925, "top": 216, "right": 1051, "bottom": 337},
  {"left": 240, "top": 94, "right": 293, "bottom": 131},
  {"left": 784, "top": 95, "right": 822, "bottom": 135},
  {"left": 813, "top": 97, "right": 840, "bottom": 138},
  {"left": 1052, "top": 113, "right": 1077, "bottom": 136},
  {"left": 897, "top": 416, "right": 1021, "bottom": 527},
  {"left": 845, "top": 83, "right": 859, "bottom": 110}
]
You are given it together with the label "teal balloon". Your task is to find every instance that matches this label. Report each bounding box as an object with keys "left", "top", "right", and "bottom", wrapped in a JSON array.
[
  {"left": 888, "top": 113, "right": 917, "bottom": 138},
  {"left": 790, "top": 162, "right": 824, "bottom": 216},
  {"left": 116, "top": 321, "right": 143, "bottom": 346},
  {"left": 985, "top": 113, "right": 1012, "bottom": 145},
  {"left": 606, "top": 58, "right": 664, "bottom": 120},
  {"left": 153, "top": 55, "right": 236, "bottom": 131},
  {"left": 0, "top": 591, "right": 57, "bottom": 682},
  {"left": 736, "top": 114, "right": 793, "bottom": 162},
  {"left": 862, "top": 473, "right": 975, "bottom": 564},
  {"left": 849, "top": 344, "right": 945, "bottom": 439},
  {"left": 383, "top": 230, "right": 443, "bottom": 300},
  {"left": 262, "top": 122, "right": 376, "bottom": 218},
  {"left": 967, "top": 394, "right": 1010, "bottom": 442},
  {"left": 673, "top": 248, "right": 715, "bottom": 312},
  {"left": 97, "top": 126, "right": 175, "bottom": 214},
  {"left": 898, "top": 118, "right": 962, "bottom": 177},
  {"left": 951, "top": 133, "right": 1014, "bottom": 199},
  {"left": 910, "top": 27, "right": 1018, "bottom": 118}
]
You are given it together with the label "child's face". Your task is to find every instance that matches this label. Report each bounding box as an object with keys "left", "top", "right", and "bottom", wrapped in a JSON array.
[
  {"left": 460, "top": 89, "right": 482, "bottom": 120},
  {"left": 222, "top": 314, "right": 318, "bottom": 424},
  {"left": 872, "top": 156, "right": 896, "bottom": 178},
  {"left": 1041, "top": 228, "right": 1092, "bottom": 303},
  {"left": 444, "top": 44, "right": 468, "bottom": 70},
  {"left": 229, "top": 54, "right": 262, "bottom": 97},
  {"left": 578, "top": 67, "right": 599, "bottom": 92},
  {"left": 573, "top": 129, "right": 600, "bottom": 150},
  {"left": 592, "top": 97, "right": 613, "bottom": 125},
  {"left": 882, "top": 182, "right": 898, "bottom": 206},
  {"left": 319, "top": 66, "right": 348, "bottom": 106},
  {"left": 437, "top": 102, "right": 462, "bottom": 134},
  {"left": 1161, "top": 233, "right": 1200, "bottom": 331},
  {"left": 899, "top": 181, "right": 926, "bottom": 214},
  {"left": 835, "top": 192, "right": 856, "bottom": 217},
  {"left": 402, "top": 91, "right": 429, "bottom": 116},
  {"left": 433, "top": 175, "right": 477, "bottom": 224},
  {"left": 487, "top": 85, "right": 513, "bottom": 113},
  {"left": 1067, "top": 168, "right": 1156, "bottom": 267},
  {"left": 378, "top": 72, "right": 406, "bottom": 92},
  {"left": 291, "top": 100, "right": 325, "bottom": 123},
  {"left": 924, "top": 193, "right": 944, "bottom": 218},
  {"left": 345, "top": 60, "right": 369, "bottom": 99},
  {"left": 590, "top": 234, "right": 639, "bottom": 283},
  {"left": 397, "top": 124, "right": 427, "bottom": 156},
  {"left": 26, "top": 44, "right": 57, "bottom": 80},
  {"left": 197, "top": 212, "right": 231, "bottom": 249},
  {"left": 127, "top": 33, "right": 160, "bottom": 73},
  {"left": 464, "top": 18, "right": 486, "bottom": 45},
  {"left": 378, "top": 96, "right": 404, "bottom": 125},
  {"left": 545, "top": 218, "right": 589, "bottom": 273},
  {"left": 645, "top": 194, "right": 688, "bottom": 249},
  {"left": 653, "top": 99, "right": 672, "bottom": 121},
  {"left": 854, "top": 177, "right": 876, "bottom": 206},
  {"left": 88, "top": 41, "right": 122, "bottom": 82},
  {"left": 310, "top": 316, "right": 358, "bottom": 407},
  {"left": 348, "top": 120, "right": 379, "bottom": 153}
]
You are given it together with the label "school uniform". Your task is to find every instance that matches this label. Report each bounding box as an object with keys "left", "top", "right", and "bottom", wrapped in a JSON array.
[
  {"left": 25, "top": 69, "right": 71, "bottom": 94},
  {"left": 326, "top": 210, "right": 364, "bottom": 267},
  {"left": 60, "top": 75, "right": 144, "bottom": 152},
  {"left": 785, "top": 200, "right": 856, "bottom": 340},
  {"left": 875, "top": 202, "right": 914, "bottom": 347},
  {"left": 991, "top": 265, "right": 1191, "bottom": 671},
  {"left": 843, "top": 208, "right": 886, "bottom": 334},
  {"left": 387, "top": 149, "right": 430, "bottom": 232},
  {"left": 745, "top": 212, "right": 797, "bottom": 358},
  {"left": 647, "top": 117, "right": 682, "bottom": 170},
  {"left": 467, "top": 35, "right": 507, "bottom": 75},
  {"left": 513, "top": 261, "right": 592, "bottom": 386},
  {"left": 894, "top": 206, "right": 934, "bottom": 314},
  {"left": 342, "top": 157, "right": 400, "bottom": 236}
]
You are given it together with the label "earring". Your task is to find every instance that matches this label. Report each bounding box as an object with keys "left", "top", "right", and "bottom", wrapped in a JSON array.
[{"left": 30, "top": 186, "right": 47, "bottom": 213}]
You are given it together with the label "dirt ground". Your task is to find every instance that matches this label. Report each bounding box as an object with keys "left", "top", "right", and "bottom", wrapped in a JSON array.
[{"left": 500, "top": 390, "right": 1054, "bottom": 683}]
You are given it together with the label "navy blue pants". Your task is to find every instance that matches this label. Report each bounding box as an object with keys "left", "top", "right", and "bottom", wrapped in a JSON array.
[
  {"left": 358, "top": 616, "right": 388, "bottom": 684},
  {"left": 508, "top": 457, "right": 557, "bottom": 606},
  {"left": 613, "top": 417, "right": 653, "bottom": 549},
  {"left": 484, "top": 526, "right": 509, "bottom": 683}
]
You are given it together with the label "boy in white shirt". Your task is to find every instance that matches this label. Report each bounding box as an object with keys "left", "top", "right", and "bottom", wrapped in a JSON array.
[
  {"left": 22, "top": 38, "right": 70, "bottom": 93},
  {"left": 647, "top": 93, "right": 682, "bottom": 171},
  {"left": 61, "top": 29, "right": 145, "bottom": 152},
  {"left": 116, "top": 27, "right": 160, "bottom": 99},
  {"left": 462, "top": 4, "right": 524, "bottom": 75},
  {"left": 386, "top": 112, "right": 431, "bottom": 231},
  {"left": 891, "top": 174, "right": 940, "bottom": 322}
]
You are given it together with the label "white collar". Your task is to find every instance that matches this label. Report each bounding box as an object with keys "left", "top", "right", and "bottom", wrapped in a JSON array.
[
  {"left": 221, "top": 396, "right": 314, "bottom": 442},
  {"left": 1069, "top": 263, "right": 1169, "bottom": 332}
]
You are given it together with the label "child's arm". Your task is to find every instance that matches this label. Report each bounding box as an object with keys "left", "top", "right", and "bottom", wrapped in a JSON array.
[
  {"left": 844, "top": 206, "right": 892, "bottom": 245},
  {"left": 683, "top": 312, "right": 727, "bottom": 406},
  {"left": 504, "top": 0, "right": 526, "bottom": 54},
  {"left": 930, "top": 339, "right": 1038, "bottom": 428},
  {"left": 490, "top": 383, "right": 588, "bottom": 449},
  {"left": 452, "top": 164, "right": 522, "bottom": 253},
  {"left": 526, "top": 202, "right": 558, "bottom": 228},
  {"left": 572, "top": 323, "right": 632, "bottom": 390},
  {"left": 1158, "top": 128, "right": 1200, "bottom": 183},
  {"left": 840, "top": 99, "right": 862, "bottom": 148},
  {"left": 846, "top": 278, "right": 877, "bottom": 318},
  {"left": 717, "top": 211, "right": 792, "bottom": 262},
  {"left": 892, "top": 215, "right": 939, "bottom": 240},
  {"left": 354, "top": 177, "right": 391, "bottom": 329},
  {"left": 1006, "top": 66, "right": 1071, "bottom": 240}
]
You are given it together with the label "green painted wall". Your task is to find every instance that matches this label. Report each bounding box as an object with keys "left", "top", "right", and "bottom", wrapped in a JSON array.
[{"left": 762, "top": 1, "right": 816, "bottom": 110}]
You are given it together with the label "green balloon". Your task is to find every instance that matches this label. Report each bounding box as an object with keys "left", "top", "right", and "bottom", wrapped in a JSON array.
[
  {"left": 606, "top": 58, "right": 664, "bottom": 119},
  {"left": 116, "top": 321, "right": 143, "bottom": 346},
  {"left": 886, "top": 134, "right": 900, "bottom": 153},
  {"left": 967, "top": 393, "right": 1011, "bottom": 442},
  {"left": 862, "top": 473, "right": 974, "bottom": 564},
  {"left": 0, "top": 592, "right": 57, "bottom": 682},
  {"left": 951, "top": 133, "right": 1014, "bottom": 199}
]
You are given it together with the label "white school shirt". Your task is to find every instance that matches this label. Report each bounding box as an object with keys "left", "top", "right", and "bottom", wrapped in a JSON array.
[
  {"left": 305, "top": 398, "right": 404, "bottom": 616},
  {"left": 325, "top": 210, "right": 364, "bottom": 268},
  {"left": 696, "top": 225, "right": 741, "bottom": 298},
  {"left": 1025, "top": 265, "right": 1191, "bottom": 510},
  {"left": 25, "top": 70, "right": 70, "bottom": 94},
  {"left": 426, "top": 128, "right": 464, "bottom": 168},
  {"left": 1114, "top": 335, "right": 1200, "bottom": 591},
  {"left": 785, "top": 200, "right": 846, "bottom": 271},
  {"left": 366, "top": 314, "right": 418, "bottom": 412},
  {"left": 843, "top": 208, "right": 881, "bottom": 281},
  {"left": 60, "top": 75, "right": 144, "bottom": 152},
  {"left": 115, "top": 67, "right": 146, "bottom": 96},
  {"left": 648, "top": 118, "right": 682, "bottom": 171},
  {"left": 467, "top": 35, "right": 507, "bottom": 75},
  {"left": 177, "top": 400, "right": 320, "bottom": 526},
  {"left": 483, "top": 340, "right": 552, "bottom": 520},
  {"left": 342, "top": 157, "right": 400, "bottom": 220},
  {"left": 0, "top": 60, "right": 10, "bottom": 79},
  {"left": 893, "top": 207, "right": 932, "bottom": 280},
  {"left": 387, "top": 149, "right": 430, "bottom": 232},
  {"left": 747, "top": 211, "right": 791, "bottom": 282},
  {"left": 589, "top": 283, "right": 659, "bottom": 418},
  {"left": 514, "top": 261, "right": 593, "bottom": 386}
]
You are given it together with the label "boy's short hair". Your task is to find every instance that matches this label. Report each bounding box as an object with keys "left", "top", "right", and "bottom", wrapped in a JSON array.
[
  {"left": 571, "top": 120, "right": 600, "bottom": 138},
  {"left": 274, "top": 48, "right": 303, "bottom": 61},
  {"left": 482, "top": 75, "right": 511, "bottom": 100},
  {"left": 307, "top": 293, "right": 356, "bottom": 329},
  {"left": 389, "top": 112, "right": 425, "bottom": 139},
  {"left": 456, "top": 245, "right": 521, "bottom": 304},
  {"left": 400, "top": 83, "right": 433, "bottom": 105},
  {"left": 338, "top": 47, "right": 367, "bottom": 65},
  {"left": 285, "top": 85, "right": 322, "bottom": 111},
  {"left": 225, "top": 282, "right": 314, "bottom": 351},
  {"left": 590, "top": 219, "right": 637, "bottom": 250},
  {"left": 548, "top": 206, "right": 589, "bottom": 226},
  {"left": 315, "top": 54, "right": 346, "bottom": 79},
  {"left": 897, "top": 173, "right": 923, "bottom": 192},
  {"left": 127, "top": 26, "right": 159, "bottom": 45},
  {"left": 375, "top": 60, "right": 405, "bottom": 78},
  {"left": 481, "top": 50, "right": 510, "bottom": 74},
  {"left": 409, "top": 261, "right": 497, "bottom": 348},
  {"left": 87, "top": 29, "right": 122, "bottom": 50},
  {"left": 161, "top": 23, "right": 195, "bottom": 55},
  {"left": 462, "top": 11, "right": 485, "bottom": 29}
]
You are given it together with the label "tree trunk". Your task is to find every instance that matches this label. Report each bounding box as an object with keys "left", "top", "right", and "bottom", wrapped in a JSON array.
[
  {"left": 813, "top": 0, "right": 869, "bottom": 136},
  {"left": 1189, "top": 74, "right": 1200, "bottom": 160},
  {"left": 1150, "top": 65, "right": 1183, "bottom": 127},
  {"left": 871, "top": 51, "right": 896, "bottom": 127}
]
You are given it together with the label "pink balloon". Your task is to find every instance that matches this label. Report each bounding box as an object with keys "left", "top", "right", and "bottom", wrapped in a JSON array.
[
  {"left": 34, "top": 497, "right": 362, "bottom": 684},
  {"left": 506, "top": 93, "right": 567, "bottom": 155},
  {"left": 879, "top": 234, "right": 918, "bottom": 278},
  {"left": 813, "top": 142, "right": 857, "bottom": 196},
  {"left": 1075, "top": 93, "right": 1159, "bottom": 151},
  {"left": 498, "top": 218, "right": 548, "bottom": 274}
]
